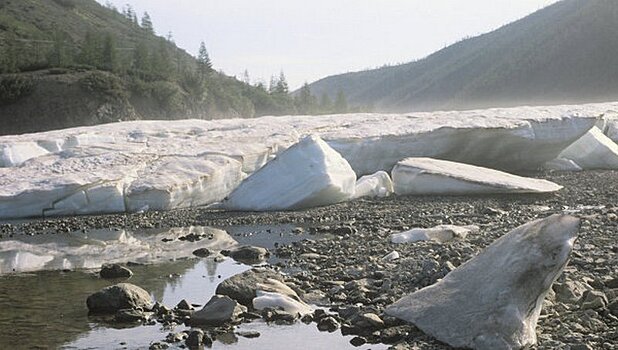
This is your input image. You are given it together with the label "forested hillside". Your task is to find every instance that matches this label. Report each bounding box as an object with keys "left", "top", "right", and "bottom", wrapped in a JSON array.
[
  {"left": 0, "top": 0, "right": 353, "bottom": 135},
  {"left": 308, "top": 0, "right": 618, "bottom": 112}
]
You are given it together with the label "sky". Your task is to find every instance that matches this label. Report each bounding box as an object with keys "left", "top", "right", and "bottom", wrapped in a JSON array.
[{"left": 97, "top": 0, "right": 560, "bottom": 90}]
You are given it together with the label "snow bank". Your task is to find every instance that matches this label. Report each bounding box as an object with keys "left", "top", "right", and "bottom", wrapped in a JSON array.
[
  {"left": 351, "top": 171, "right": 394, "bottom": 199},
  {"left": 558, "top": 126, "right": 618, "bottom": 169},
  {"left": 392, "top": 158, "right": 562, "bottom": 195},
  {"left": 222, "top": 135, "right": 356, "bottom": 211},
  {"left": 390, "top": 225, "right": 480, "bottom": 244},
  {"left": 0, "top": 102, "right": 609, "bottom": 218}
]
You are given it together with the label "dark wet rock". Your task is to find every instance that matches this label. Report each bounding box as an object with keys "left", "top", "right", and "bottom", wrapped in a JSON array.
[
  {"left": 185, "top": 329, "right": 205, "bottom": 348},
  {"left": 189, "top": 295, "right": 247, "bottom": 326},
  {"left": 86, "top": 283, "right": 152, "bottom": 314},
  {"left": 165, "top": 332, "right": 186, "bottom": 343},
  {"left": 379, "top": 326, "right": 410, "bottom": 344},
  {"left": 332, "top": 226, "right": 357, "bottom": 236},
  {"left": 317, "top": 316, "right": 340, "bottom": 332},
  {"left": 300, "top": 313, "right": 314, "bottom": 324},
  {"left": 149, "top": 342, "right": 169, "bottom": 350},
  {"left": 236, "top": 331, "right": 260, "bottom": 338},
  {"left": 350, "top": 336, "right": 367, "bottom": 346},
  {"left": 215, "top": 268, "right": 291, "bottom": 306},
  {"left": 222, "top": 245, "right": 269, "bottom": 264},
  {"left": 351, "top": 312, "right": 385, "bottom": 330},
  {"left": 606, "top": 277, "right": 618, "bottom": 289},
  {"left": 114, "top": 308, "right": 147, "bottom": 322},
  {"left": 262, "top": 308, "right": 298, "bottom": 324},
  {"left": 99, "top": 264, "right": 133, "bottom": 279},
  {"left": 176, "top": 299, "right": 192, "bottom": 310},
  {"left": 192, "top": 248, "right": 212, "bottom": 257}
]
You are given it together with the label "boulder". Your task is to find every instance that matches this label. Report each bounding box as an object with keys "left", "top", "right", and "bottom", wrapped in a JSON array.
[
  {"left": 392, "top": 157, "right": 562, "bottom": 195},
  {"left": 222, "top": 135, "right": 356, "bottom": 211},
  {"left": 86, "top": 283, "right": 153, "bottom": 314},
  {"left": 223, "top": 245, "right": 270, "bottom": 264},
  {"left": 189, "top": 295, "right": 247, "bottom": 326},
  {"left": 385, "top": 214, "right": 580, "bottom": 350},
  {"left": 99, "top": 264, "right": 133, "bottom": 279},
  {"left": 390, "top": 225, "right": 479, "bottom": 244}
]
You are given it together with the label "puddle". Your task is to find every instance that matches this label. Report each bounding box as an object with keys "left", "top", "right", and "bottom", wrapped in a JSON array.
[{"left": 0, "top": 225, "right": 383, "bottom": 350}]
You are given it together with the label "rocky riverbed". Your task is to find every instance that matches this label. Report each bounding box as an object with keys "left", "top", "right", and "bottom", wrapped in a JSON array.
[{"left": 1, "top": 170, "right": 618, "bottom": 349}]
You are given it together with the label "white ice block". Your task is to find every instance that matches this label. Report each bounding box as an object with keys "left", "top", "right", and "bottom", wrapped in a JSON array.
[
  {"left": 558, "top": 126, "right": 618, "bottom": 169},
  {"left": 222, "top": 135, "right": 356, "bottom": 211},
  {"left": 390, "top": 225, "right": 479, "bottom": 244},
  {"left": 252, "top": 290, "right": 312, "bottom": 316},
  {"left": 352, "top": 171, "right": 394, "bottom": 199},
  {"left": 543, "top": 158, "right": 583, "bottom": 172},
  {"left": 392, "top": 157, "right": 562, "bottom": 195},
  {"left": 0, "top": 142, "right": 49, "bottom": 167}
]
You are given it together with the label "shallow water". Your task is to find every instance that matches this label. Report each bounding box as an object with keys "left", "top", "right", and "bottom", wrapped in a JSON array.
[{"left": 0, "top": 225, "right": 383, "bottom": 350}]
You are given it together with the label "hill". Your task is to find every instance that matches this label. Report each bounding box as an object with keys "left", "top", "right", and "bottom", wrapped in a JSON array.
[
  {"left": 307, "top": 0, "right": 618, "bottom": 112},
  {"left": 0, "top": 0, "right": 324, "bottom": 135}
]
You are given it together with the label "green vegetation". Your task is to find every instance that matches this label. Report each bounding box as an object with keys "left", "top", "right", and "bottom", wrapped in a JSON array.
[
  {"left": 309, "top": 0, "right": 618, "bottom": 112},
  {"left": 0, "top": 0, "right": 361, "bottom": 131}
]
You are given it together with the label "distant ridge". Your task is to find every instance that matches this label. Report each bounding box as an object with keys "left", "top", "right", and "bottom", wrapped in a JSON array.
[{"left": 307, "top": 0, "right": 618, "bottom": 112}]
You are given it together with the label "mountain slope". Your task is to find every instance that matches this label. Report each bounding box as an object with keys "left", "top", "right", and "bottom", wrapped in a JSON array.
[
  {"left": 0, "top": 0, "right": 300, "bottom": 135},
  {"left": 308, "top": 0, "right": 618, "bottom": 112}
]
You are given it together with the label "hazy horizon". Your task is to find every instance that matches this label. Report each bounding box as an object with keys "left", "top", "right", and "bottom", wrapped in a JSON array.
[{"left": 99, "top": 1, "right": 557, "bottom": 89}]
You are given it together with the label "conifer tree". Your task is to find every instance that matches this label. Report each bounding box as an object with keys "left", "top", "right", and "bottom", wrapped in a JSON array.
[
  {"left": 274, "top": 71, "right": 289, "bottom": 94},
  {"left": 334, "top": 90, "right": 348, "bottom": 113},
  {"left": 141, "top": 12, "right": 154, "bottom": 34},
  {"left": 102, "top": 33, "right": 118, "bottom": 72},
  {"left": 197, "top": 41, "right": 212, "bottom": 77}
]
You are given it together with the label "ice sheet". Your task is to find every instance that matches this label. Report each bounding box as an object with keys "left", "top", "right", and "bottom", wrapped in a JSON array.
[
  {"left": 0, "top": 102, "right": 610, "bottom": 218},
  {"left": 392, "top": 158, "right": 563, "bottom": 195}
]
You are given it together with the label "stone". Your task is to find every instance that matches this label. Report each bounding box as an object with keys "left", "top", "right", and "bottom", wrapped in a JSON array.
[
  {"left": 553, "top": 280, "right": 589, "bottom": 304},
  {"left": 86, "top": 283, "right": 153, "bottom": 314},
  {"left": 189, "top": 295, "right": 247, "bottom": 326},
  {"left": 580, "top": 290, "right": 608, "bottom": 310},
  {"left": 237, "top": 331, "right": 260, "bottom": 338},
  {"left": 351, "top": 313, "right": 385, "bottom": 330},
  {"left": 185, "top": 329, "right": 204, "bottom": 348},
  {"left": 317, "top": 316, "right": 340, "bottom": 332},
  {"left": 192, "top": 248, "right": 212, "bottom": 257},
  {"left": 114, "top": 308, "right": 146, "bottom": 322},
  {"left": 99, "top": 264, "right": 133, "bottom": 279},
  {"left": 350, "top": 336, "right": 367, "bottom": 346},
  {"left": 385, "top": 214, "right": 580, "bottom": 350},
  {"left": 224, "top": 245, "right": 269, "bottom": 264},
  {"left": 176, "top": 299, "right": 192, "bottom": 310}
]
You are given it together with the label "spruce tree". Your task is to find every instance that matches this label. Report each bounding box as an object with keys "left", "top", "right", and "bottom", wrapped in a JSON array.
[
  {"left": 197, "top": 41, "right": 212, "bottom": 77},
  {"left": 141, "top": 12, "right": 154, "bottom": 34},
  {"left": 274, "top": 71, "right": 289, "bottom": 94},
  {"left": 334, "top": 90, "right": 348, "bottom": 113},
  {"left": 102, "top": 33, "right": 118, "bottom": 72}
]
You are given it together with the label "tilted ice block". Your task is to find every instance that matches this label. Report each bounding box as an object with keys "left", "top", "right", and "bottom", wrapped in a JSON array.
[
  {"left": 44, "top": 180, "right": 126, "bottom": 217},
  {"left": 543, "top": 158, "right": 583, "bottom": 172},
  {"left": 385, "top": 214, "right": 580, "bottom": 350},
  {"left": 222, "top": 135, "right": 356, "bottom": 211},
  {"left": 0, "top": 142, "right": 49, "bottom": 167},
  {"left": 392, "top": 157, "right": 562, "bottom": 195},
  {"left": 352, "top": 171, "right": 394, "bottom": 199},
  {"left": 390, "top": 225, "right": 479, "bottom": 244},
  {"left": 126, "top": 155, "right": 243, "bottom": 212},
  {"left": 558, "top": 126, "right": 618, "bottom": 169}
]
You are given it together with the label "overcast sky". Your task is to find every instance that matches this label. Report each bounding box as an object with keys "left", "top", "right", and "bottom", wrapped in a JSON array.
[{"left": 97, "top": 0, "right": 560, "bottom": 89}]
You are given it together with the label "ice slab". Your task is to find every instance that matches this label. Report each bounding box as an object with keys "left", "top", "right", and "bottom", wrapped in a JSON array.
[
  {"left": 0, "top": 102, "right": 610, "bottom": 219},
  {"left": 557, "top": 126, "right": 618, "bottom": 169},
  {"left": 253, "top": 291, "right": 313, "bottom": 316},
  {"left": 0, "top": 226, "right": 238, "bottom": 274},
  {"left": 392, "top": 157, "right": 563, "bottom": 195},
  {"left": 542, "top": 158, "right": 583, "bottom": 172},
  {"left": 390, "top": 225, "right": 480, "bottom": 244},
  {"left": 351, "top": 171, "right": 394, "bottom": 199},
  {"left": 385, "top": 214, "right": 580, "bottom": 349},
  {"left": 222, "top": 135, "right": 356, "bottom": 211}
]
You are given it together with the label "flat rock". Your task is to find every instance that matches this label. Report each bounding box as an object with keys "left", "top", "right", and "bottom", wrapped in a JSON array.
[
  {"left": 100, "top": 264, "right": 133, "bottom": 279},
  {"left": 189, "top": 295, "right": 246, "bottom": 326},
  {"left": 390, "top": 225, "right": 480, "bottom": 244},
  {"left": 392, "top": 157, "right": 562, "bottom": 195},
  {"left": 86, "top": 283, "right": 153, "bottom": 314},
  {"left": 224, "top": 245, "right": 269, "bottom": 264},
  {"left": 385, "top": 214, "right": 580, "bottom": 350},
  {"left": 222, "top": 135, "right": 356, "bottom": 211}
]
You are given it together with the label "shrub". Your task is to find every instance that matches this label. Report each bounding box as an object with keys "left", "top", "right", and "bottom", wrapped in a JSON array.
[
  {"left": 52, "top": 0, "right": 76, "bottom": 9},
  {"left": 79, "top": 71, "right": 128, "bottom": 103},
  {"left": 0, "top": 75, "right": 34, "bottom": 106}
]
